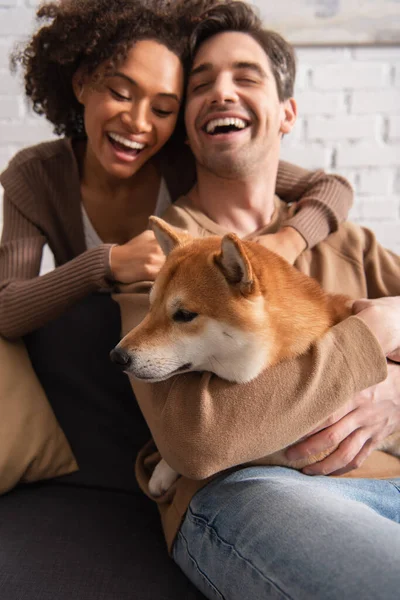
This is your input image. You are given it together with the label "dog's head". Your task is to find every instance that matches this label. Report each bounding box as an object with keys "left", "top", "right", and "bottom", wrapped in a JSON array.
[{"left": 110, "top": 217, "right": 273, "bottom": 383}]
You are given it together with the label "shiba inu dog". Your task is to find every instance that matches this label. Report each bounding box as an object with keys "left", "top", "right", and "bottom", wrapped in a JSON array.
[{"left": 111, "top": 217, "right": 400, "bottom": 495}]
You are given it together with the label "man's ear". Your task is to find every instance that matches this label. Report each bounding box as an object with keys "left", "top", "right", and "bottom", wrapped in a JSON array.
[
  {"left": 149, "top": 216, "right": 192, "bottom": 256},
  {"left": 215, "top": 233, "right": 254, "bottom": 294},
  {"left": 280, "top": 97, "right": 297, "bottom": 135}
]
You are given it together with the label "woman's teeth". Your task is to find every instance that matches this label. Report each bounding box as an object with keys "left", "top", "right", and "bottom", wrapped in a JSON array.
[{"left": 108, "top": 132, "right": 145, "bottom": 151}]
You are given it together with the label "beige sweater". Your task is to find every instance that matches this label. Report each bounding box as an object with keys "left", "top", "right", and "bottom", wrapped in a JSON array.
[{"left": 115, "top": 196, "right": 400, "bottom": 552}]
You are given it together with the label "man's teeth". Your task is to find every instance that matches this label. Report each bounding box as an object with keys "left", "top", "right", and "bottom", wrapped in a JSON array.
[
  {"left": 205, "top": 117, "right": 247, "bottom": 134},
  {"left": 108, "top": 132, "right": 145, "bottom": 150}
]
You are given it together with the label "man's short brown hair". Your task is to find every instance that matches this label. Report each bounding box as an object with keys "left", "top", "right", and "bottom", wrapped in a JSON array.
[{"left": 189, "top": 1, "right": 296, "bottom": 101}]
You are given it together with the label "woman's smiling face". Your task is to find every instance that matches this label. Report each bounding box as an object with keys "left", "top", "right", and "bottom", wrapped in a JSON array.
[{"left": 75, "top": 39, "right": 184, "bottom": 180}]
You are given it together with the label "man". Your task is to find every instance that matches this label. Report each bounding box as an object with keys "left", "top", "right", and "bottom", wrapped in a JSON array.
[{"left": 118, "top": 2, "right": 400, "bottom": 598}]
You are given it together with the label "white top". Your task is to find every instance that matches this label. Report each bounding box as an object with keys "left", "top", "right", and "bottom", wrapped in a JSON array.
[{"left": 82, "top": 177, "right": 172, "bottom": 249}]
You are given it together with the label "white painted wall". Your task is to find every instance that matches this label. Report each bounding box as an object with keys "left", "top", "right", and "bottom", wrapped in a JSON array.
[{"left": 1, "top": 1, "right": 399, "bottom": 268}]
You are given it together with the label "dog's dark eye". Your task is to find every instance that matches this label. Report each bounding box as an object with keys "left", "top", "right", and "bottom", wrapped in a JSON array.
[{"left": 173, "top": 309, "right": 198, "bottom": 323}]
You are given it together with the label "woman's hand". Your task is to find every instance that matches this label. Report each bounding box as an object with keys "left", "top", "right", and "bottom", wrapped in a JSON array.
[
  {"left": 110, "top": 230, "right": 165, "bottom": 284},
  {"left": 254, "top": 226, "right": 307, "bottom": 265}
]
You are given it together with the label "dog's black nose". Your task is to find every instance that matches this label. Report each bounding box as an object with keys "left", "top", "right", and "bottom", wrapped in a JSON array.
[{"left": 110, "top": 347, "right": 131, "bottom": 369}]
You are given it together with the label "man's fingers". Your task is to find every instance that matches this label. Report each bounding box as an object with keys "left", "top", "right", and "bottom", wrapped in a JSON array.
[
  {"left": 285, "top": 408, "right": 357, "bottom": 461},
  {"left": 329, "top": 441, "right": 374, "bottom": 477},
  {"left": 302, "top": 428, "right": 370, "bottom": 476}
]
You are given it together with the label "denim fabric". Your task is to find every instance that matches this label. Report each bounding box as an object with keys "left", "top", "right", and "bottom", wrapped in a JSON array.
[{"left": 173, "top": 466, "right": 400, "bottom": 600}]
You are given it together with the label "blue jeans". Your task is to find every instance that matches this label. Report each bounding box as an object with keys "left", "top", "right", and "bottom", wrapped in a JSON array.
[{"left": 173, "top": 466, "right": 400, "bottom": 599}]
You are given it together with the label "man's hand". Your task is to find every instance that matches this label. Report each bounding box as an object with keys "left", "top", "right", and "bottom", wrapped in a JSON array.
[
  {"left": 285, "top": 362, "right": 400, "bottom": 476},
  {"left": 353, "top": 297, "right": 400, "bottom": 362},
  {"left": 110, "top": 230, "right": 165, "bottom": 284},
  {"left": 254, "top": 226, "right": 306, "bottom": 265}
]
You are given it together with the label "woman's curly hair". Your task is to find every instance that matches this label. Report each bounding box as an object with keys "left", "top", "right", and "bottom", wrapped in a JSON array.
[{"left": 11, "top": 0, "right": 226, "bottom": 138}]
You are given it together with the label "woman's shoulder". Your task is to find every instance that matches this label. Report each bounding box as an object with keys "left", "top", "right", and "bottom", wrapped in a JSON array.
[
  {"left": 0, "top": 137, "right": 78, "bottom": 203},
  {"left": 1, "top": 138, "right": 72, "bottom": 178}
]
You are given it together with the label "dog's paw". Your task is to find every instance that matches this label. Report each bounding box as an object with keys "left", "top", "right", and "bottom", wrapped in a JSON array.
[{"left": 148, "top": 459, "right": 179, "bottom": 497}]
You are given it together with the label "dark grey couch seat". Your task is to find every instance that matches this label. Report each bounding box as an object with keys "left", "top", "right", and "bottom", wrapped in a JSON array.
[
  {"left": 0, "top": 482, "right": 203, "bottom": 600},
  {"left": 0, "top": 293, "right": 206, "bottom": 599}
]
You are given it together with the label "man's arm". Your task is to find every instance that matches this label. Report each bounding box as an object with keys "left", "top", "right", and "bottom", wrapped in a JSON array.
[
  {"left": 286, "top": 233, "right": 400, "bottom": 475},
  {"left": 354, "top": 297, "right": 400, "bottom": 362},
  {"left": 124, "top": 313, "right": 386, "bottom": 480},
  {"left": 289, "top": 361, "right": 400, "bottom": 476}
]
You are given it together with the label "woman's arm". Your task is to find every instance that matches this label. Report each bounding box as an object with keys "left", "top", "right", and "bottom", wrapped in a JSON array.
[
  {"left": 162, "top": 147, "right": 353, "bottom": 254},
  {"left": 0, "top": 192, "right": 113, "bottom": 339},
  {"left": 257, "top": 162, "right": 353, "bottom": 264},
  {"left": 276, "top": 161, "right": 353, "bottom": 248}
]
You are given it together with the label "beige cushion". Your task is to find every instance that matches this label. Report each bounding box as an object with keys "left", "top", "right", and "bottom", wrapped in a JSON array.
[{"left": 0, "top": 336, "right": 78, "bottom": 494}]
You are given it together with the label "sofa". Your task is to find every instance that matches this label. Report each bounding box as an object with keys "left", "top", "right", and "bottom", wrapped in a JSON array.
[{"left": 0, "top": 293, "right": 206, "bottom": 599}]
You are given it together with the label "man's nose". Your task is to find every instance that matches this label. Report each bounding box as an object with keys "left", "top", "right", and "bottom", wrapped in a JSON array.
[
  {"left": 208, "top": 74, "right": 238, "bottom": 105},
  {"left": 110, "top": 347, "right": 131, "bottom": 369}
]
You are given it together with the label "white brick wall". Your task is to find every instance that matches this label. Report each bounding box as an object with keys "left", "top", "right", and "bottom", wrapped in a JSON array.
[
  {"left": 281, "top": 45, "right": 400, "bottom": 253},
  {"left": 1, "top": 2, "right": 400, "bottom": 260}
]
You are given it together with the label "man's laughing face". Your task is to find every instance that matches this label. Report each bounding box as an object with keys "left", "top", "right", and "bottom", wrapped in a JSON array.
[{"left": 185, "top": 31, "right": 296, "bottom": 179}]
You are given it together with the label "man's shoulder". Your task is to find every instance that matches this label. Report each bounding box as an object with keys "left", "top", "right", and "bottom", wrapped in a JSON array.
[
  {"left": 161, "top": 196, "right": 192, "bottom": 228},
  {"left": 318, "top": 221, "right": 371, "bottom": 262},
  {"left": 161, "top": 195, "right": 212, "bottom": 237},
  {"left": 298, "top": 221, "right": 374, "bottom": 280}
]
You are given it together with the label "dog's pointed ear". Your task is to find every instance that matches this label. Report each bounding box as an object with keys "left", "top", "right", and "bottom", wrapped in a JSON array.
[
  {"left": 215, "top": 233, "right": 254, "bottom": 293},
  {"left": 149, "top": 216, "right": 192, "bottom": 256}
]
